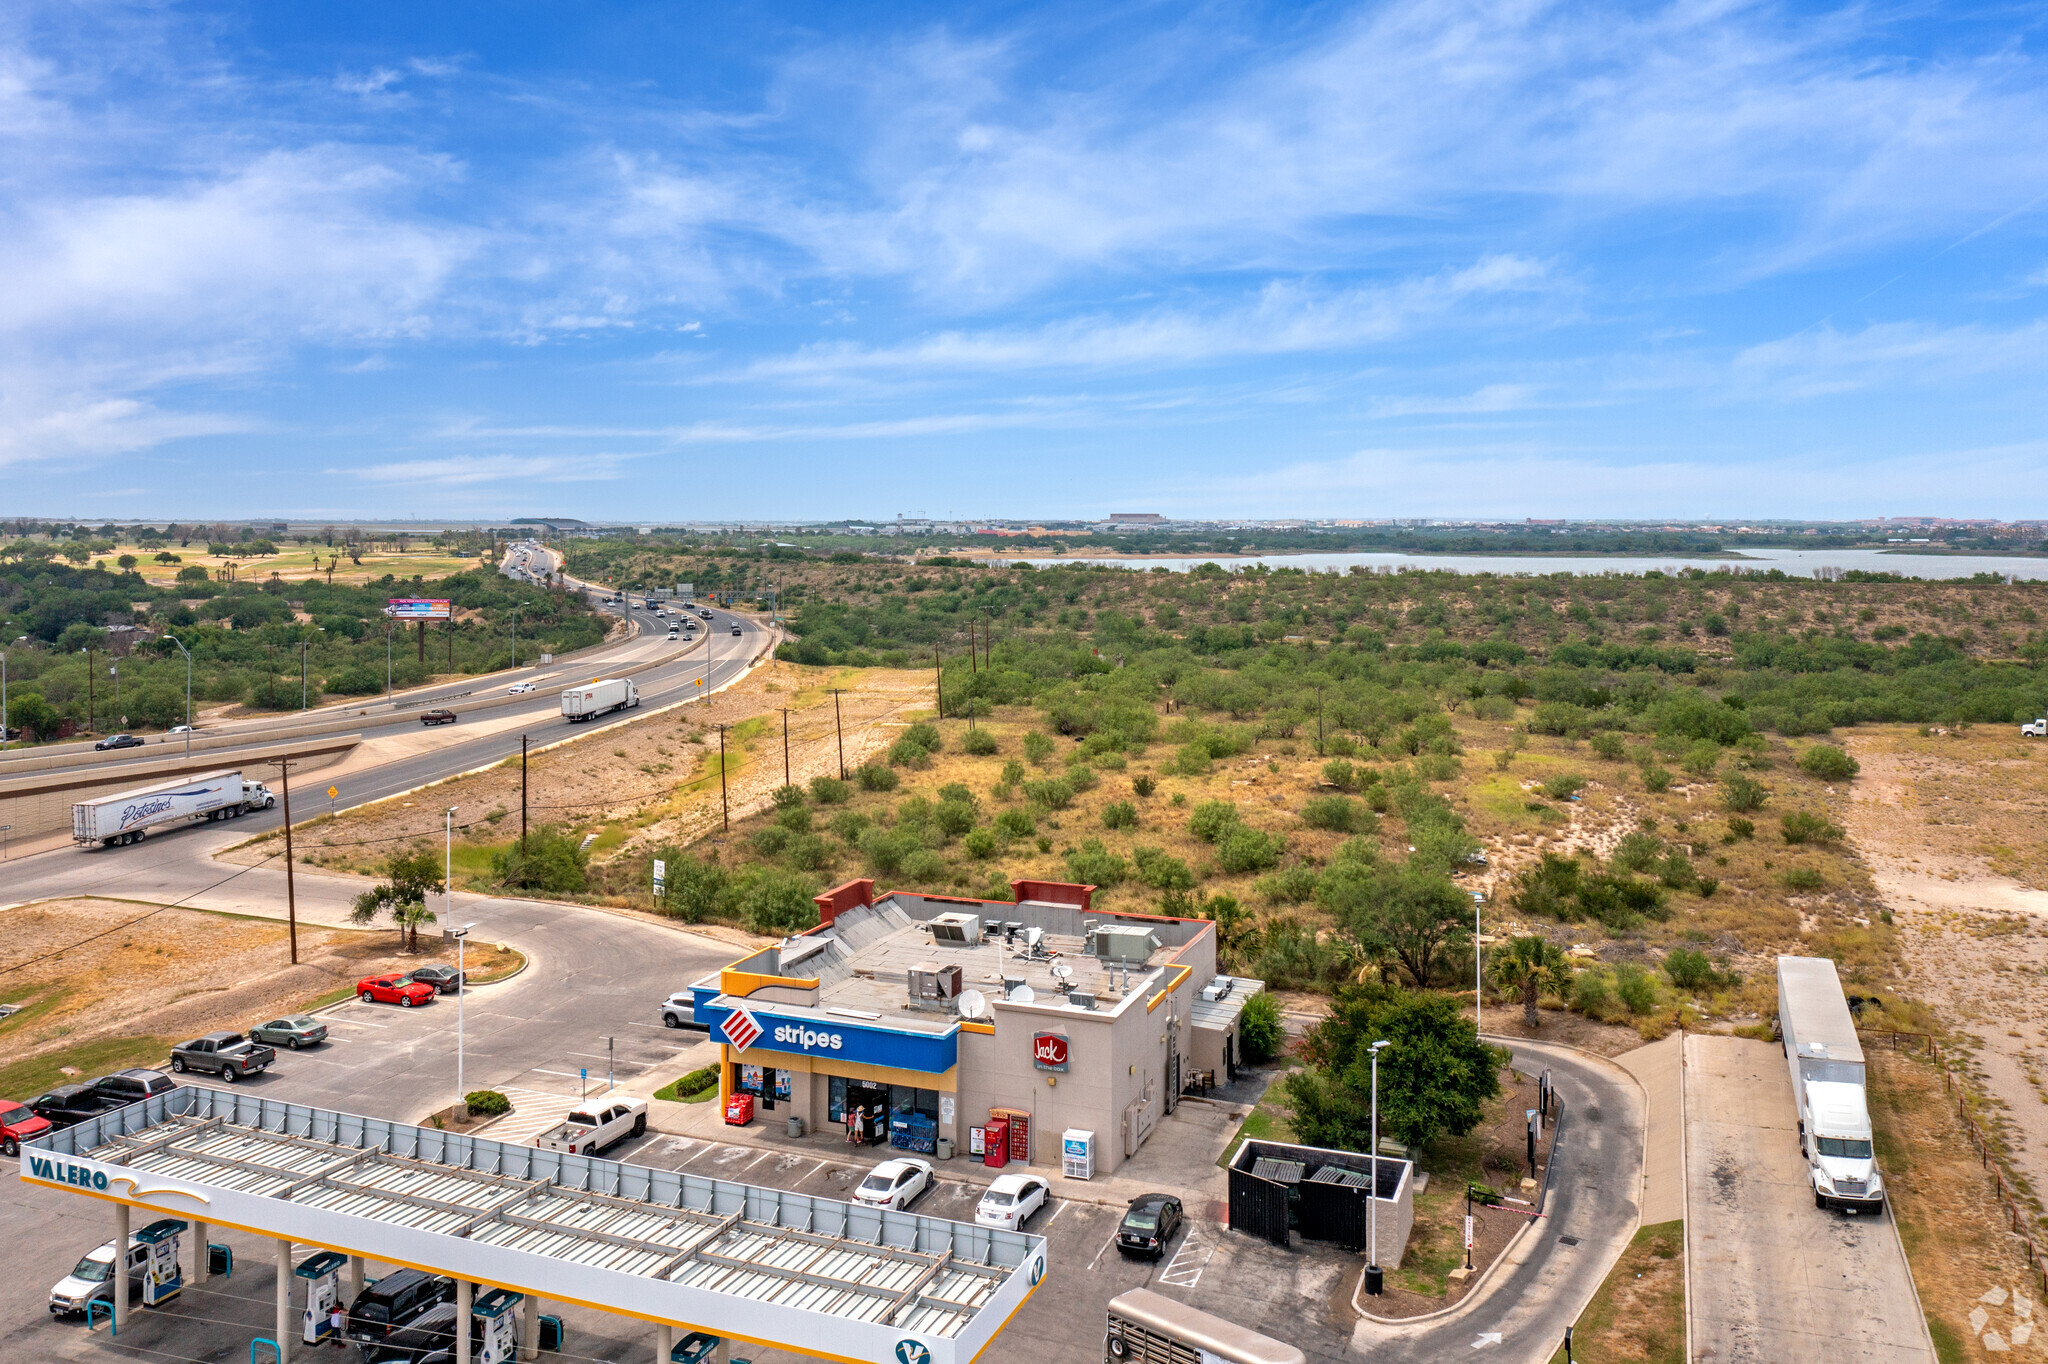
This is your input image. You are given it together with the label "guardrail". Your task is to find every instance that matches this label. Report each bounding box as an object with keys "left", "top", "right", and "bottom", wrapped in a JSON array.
[{"left": 394, "top": 689, "right": 473, "bottom": 711}]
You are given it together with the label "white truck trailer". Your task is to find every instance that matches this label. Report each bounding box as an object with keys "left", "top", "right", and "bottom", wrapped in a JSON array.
[
  {"left": 560, "top": 677, "right": 639, "bottom": 723},
  {"left": 1777, "top": 955, "right": 1885, "bottom": 1213},
  {"left": 73, "top": 770, "right": 276, "bottom": 848}
]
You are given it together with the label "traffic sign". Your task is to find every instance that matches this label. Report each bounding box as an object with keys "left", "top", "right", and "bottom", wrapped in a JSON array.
[{"left": 327, "top": 785, "right": 339, "bottom": 800}]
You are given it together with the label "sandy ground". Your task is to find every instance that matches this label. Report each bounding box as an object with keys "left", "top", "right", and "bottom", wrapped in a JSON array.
[
  {"left": 0, "top": 896, "right": 513, "bottom": 1067},
  {"left": 1843, "top": 728, "right": 2048, "bottom": 1218}
]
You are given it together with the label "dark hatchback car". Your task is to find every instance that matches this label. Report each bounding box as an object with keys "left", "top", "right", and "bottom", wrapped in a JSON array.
[
  {"left": 92, "top": 1069, "right": 177, "bottom": 1107},
  {"left": 419, "top": 709, "right": 459, "bottom": 726},
  {"left": 1116, "top": 1193, "right": 1184, "bottom": 1260},
  {"left": 404, "top": 965, "right": 466, "bottom": 995},
  {"left": 30, "top": 1085, "right": 122, "bottom": 1131},
  {"left": 347, "top": 1268, "right": 457, "bottom": 1347},
  {"left": 93, "top": 734, "right": 145, "bottom": 751}
]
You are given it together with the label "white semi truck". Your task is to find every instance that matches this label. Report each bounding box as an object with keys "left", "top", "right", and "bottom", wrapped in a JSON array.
[
  {"left": 560, "top": 677, "right": 639, "bottom": 723},
  {"left": 1777, "top": 955, "right": 1885, "bottom": 1213},
  {"left": 73, "top": 770, "right": 276, "bottom": 848}
]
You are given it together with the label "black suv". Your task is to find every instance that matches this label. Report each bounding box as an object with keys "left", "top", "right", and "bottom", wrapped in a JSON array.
[
  {"left": 360, "top": 1302, "right": 485, "bottom": 1363},
  {"left": 29, "top": 1085, "right": 122, "bottom": 1131},
  {"left": 92, "top": 1069, "right": 176, "bottom": 1107},
  {"left": 347, "top": 1269, "right": 457, "bottom": 1347}
]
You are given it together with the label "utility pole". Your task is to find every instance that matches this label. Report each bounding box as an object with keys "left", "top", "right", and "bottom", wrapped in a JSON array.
[
  {"left": 782, "top": 708, "right": 791, "bottom": 789},
  {"left": 271, "top": 757, "right": 299, "bottom": 965},
  {"left": 163, "top": 636, "right": 193, "bottom": 756},
  {"left": 1317, "top": 686, "right": 1325, "bottom": 758},
  {"left": 969, "top": 621, "right": 977, "bottom": 675},
  {"left": 715, "top": 724, "right": 730, "bottom": 830},
  {"left": 82, "top": 647, "right": 94, "bottom": 733},
  {"left": 520, "top": 734, "right": 529, "bottom": 851},
  {"left": 934, "top": 649, "right": 943, "bottom": 718},
  {"left": 828, "top": 689, "right": 847, "bottom": 779}
]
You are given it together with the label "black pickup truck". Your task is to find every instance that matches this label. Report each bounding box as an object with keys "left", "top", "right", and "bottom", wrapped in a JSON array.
[
  {"left": 30, "top": 1084, "right": 123, "bottom": 1131},
  {"left": 169, "top": 1032, "right": 276, "bottom": 1083}
]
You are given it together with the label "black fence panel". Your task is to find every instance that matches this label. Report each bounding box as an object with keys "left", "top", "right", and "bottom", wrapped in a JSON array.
[
  {"left": 1296, "top": 1181, "right": 1366, "bottom": 1252},
  {"left": 1228, "top": 1167, "right": 1291, "bottom": 1247}
]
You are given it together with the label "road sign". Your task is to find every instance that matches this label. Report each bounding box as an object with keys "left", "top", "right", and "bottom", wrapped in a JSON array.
[
  {"left": 327, "top": 786, "right": 339, "bottom": 800},
  {"left": 653, "top": 858, "right": 666, "bottom": 897},
  {"left": 1464, "top": 1214, "right": 1474, "bottom": 1250}
]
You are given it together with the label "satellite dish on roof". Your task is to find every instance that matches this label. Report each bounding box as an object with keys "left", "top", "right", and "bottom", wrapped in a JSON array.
[
  {"left": 1050, "top": 963, "right": 1074, "bottom": 986},
  {"left": 1008, "top": 984, "right": 1037, "bottom": 1005},
  {"left": 958, "top": 989, "right": 988, "bottom": 1019}
]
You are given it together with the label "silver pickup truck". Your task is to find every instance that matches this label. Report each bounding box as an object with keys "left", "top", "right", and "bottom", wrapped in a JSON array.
[
  {"left": 169, "top": 1031, "right": 276, "bottom": 1083},
  {"left": 534, "top": 1097, "right": 647, "bottom": 1155}
]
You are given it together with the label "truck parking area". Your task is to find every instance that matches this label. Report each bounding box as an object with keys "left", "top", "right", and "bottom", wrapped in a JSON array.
[{"left": 1684, "top": 1034, "right": 1936, "bottom": 1363}]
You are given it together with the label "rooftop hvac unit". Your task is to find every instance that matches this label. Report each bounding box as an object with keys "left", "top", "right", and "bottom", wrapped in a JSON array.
[
  {"left": 1081, "top": 922, "right": 1099, "bottom": 954},
  {"left": 1093, "top": 926, "right": 1161, "bottom": 964},
  {"left": 1069, "top": 992, "right": 1098, "bottom": 1011},
  {"left": 929, "top": 912, "right": 983, "bottom": 946},
  {"left": 1201, "top": 975, "right": 1236, "bottom": 1002},
  {"left": 907, "top": 962, "right": 964, "bottom": 1003}
]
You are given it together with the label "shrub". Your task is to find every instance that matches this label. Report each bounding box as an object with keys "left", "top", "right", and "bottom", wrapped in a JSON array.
[
  {"left": 1065, "top": 839, "right": 1131, "bottom": 887},
  {"left": 1779, "top": 865, "right": 1826, "bottom": 890},
  {"left": 856, "top": 763, "right": 899, "bottom": 792},
  {"left": 1000, "top": 759, "right": 1027, "bottom": 787},
  {"left": 829, "top": 809, "right": 871, "bottom": 842},
  {"left": 1542, "top": 773, "right": 1587, "bottom": 800},
  {"left": 1187, "top": 799, "right": 1241, "bottom": 842},
  {"left": 1719, "top": 772, "right": 1769, "bottom": 813},
  {"left": 935, "top": 801, "right": 977, "bottom": 837},
  {"left": 490, "top": 825, "right": 589, "bottom": 894},
  {"left": 1610, "top": 831, "right": 1664, "bottom": 873},
  {"left": 888, "top": 735, "right": 935, "bottom": 768},
  {"left": 1253, "top": 918, "right": 1343, "bottom": 990},
  {"left": 1022, "top": 776, "right": 1076, "bottom": 810},
  {"left": 463, "top": 1090, "right": 511, "bottom": 1117},
  {"left": 1133, "top": 846, "right": 1196, "bottom": 892},
  {"left": 1655, "top": 848, "right": 1697, "bottom": 891},
  {"left": 1023, "top": 731, "right": 1055, "bottom": 766},
  {"left": 1131, "top": 774, "right": 1157, "bottom": 798},
  {"left": 1299, "top": 795, "right": 1359, "bottom": 832},
  {"left": 1681, "top": 740, "right": 1721, "bottom": 777},
  {"left": 1614, "top": 962, "right": 1657, "bottom": 1015},
  {"left": 750, "top": 827, "right": 791, "bottom": 856},
  {"left": 809, "top": 776, "right": 851, "bottom": 805},
  {"left": 1256, "top": 864, "right": 1321, "bottom": 904},
  {"left": 784, "top": 834, "right": 833, "bottom": 872},
  {"left": 1571, "top": 969, "right": 1614, "bottom": 1019},
  {"left": 1589, "top": 732, "right": 1627, "bottom": 762},
  {"left": 857, "top": 826, "right": 915, "bottom": 875},
  {"left": 1725, "top": 816, "right": 1755, "bottom": 841},
  {"left": 1799, "top": 745, "right": 1859, "bottom": 781},
  {"left": 962, "top": 728, "right": 1000, "bottom": 756},
  {"left": 1239, "top": 991, "right": 1285, "bottom": 1063},
  {"left": 775, "top": 805, "right": 812, "bottom": 833},
  {"left": 903, "top": 849, "right": 950, "bottom": 883},
  {"left": 1780, "top": 810, "right": 1844, "bottom": 845},
  {"left": 654, "top": 853, "right": 727, "bottom": 922},
  {"left": 734, "top": 866, "right": 820, "bottom": 934},
  {"left": 658, "top": 1067, "right": 719, "bottom": 1101},
  {"left": 1640, "top": 764, "right": 1673, "bottom": 793},
  {"left": 962, "top": 827, "right": 999, "bottom": 859},
  {"left": 1172, "top": 744, "right": 1212, "bottom": 776},
  {"left": 1217, "top": 824, "right": 1287, "bottom": 873},
  {"left": 1322, "top": 759, "right": 1360, "bottom": 791},
  {"left": 772, "top": 784, "right": 806, "bottom": 810},
  {"left": 994, "top": 808, "right": 1037, "bottom": 838},
  {"left": 1102, "top": 800, "right": 1138, "bottom": 829},
  {"left": 1663, "top": 947, "right": 1717, "bottom": 992},
  {"left": 901, "top": 721, "right": 941, "bottom": 752}
]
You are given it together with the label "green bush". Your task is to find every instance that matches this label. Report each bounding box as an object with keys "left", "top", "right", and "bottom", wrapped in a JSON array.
[
  {"left": 1725, "top": 816, "right": 1755, "bottom": 841},
  {"left": 857, "top": 826, "right": 916, "bottom": 875},
  {"left": 1780, "top": 810, "right": 1844, "bottom": 845},
  {"left": 1101, "top": 800, "right": 1138, "bottom": 829},
  {"left": 490, "top": 825, "right": 589, "bottom": 894},
  {"left": 1187, "top": 799, "right": 1241, "bottom": 842},
  {"left": 1663, "top": 947, "right": 1717, "bottom": 992},
  {"left": 1719, "top": 772, "right": 1769, "bottom": 813},
  {"left": 657, "top": 1066, "right": 720, "bottom": 1101},
  {"left": 1589, "top": 732, "right": 1627, "bottom": 762},
  {"left": 1614, "top": 962, "right": 1657, "bottom": 1015},
  {"left": 962, "top": 827, "right": 999, "bottom": 859},
  {"left": 1571, "top": 969, "right": 1614, "bottom": 1019},
  {"left": 1255, "top": 864, "right": 1320, "bottom": 904},
  {"left": 1131, "top": 774, "right": 1157, "bottom": 798},
  {"left": 773, "top": 784, "right": 806, "bottom": 810},
  {"left": 1217, "top": 824, "right": 1287, "bottom": 874},
  {"left": 901, "top": 721, "right": 941, "bottom": 752},
  {"left": 1541, "top": 773, "right": 1587, "bottom": 800},
  {"left": 1798, "top": 745, "right": 1859, "bottom": 781},
  {"left": 1133, "top": 845, "right": 1196, "bottom": 892},
  {"left": 809, "top": 776, "right": 851, "bottom": 805},
  {"left": 1238, "top": 991, "right": 1285, "bottom": 1064},
  {"left": 1779, "top": 865, "right": 1826, "bottom": 890},
  {"left": 1300, "top": 795, "right": 1359, "bottom": 832},
  {"left": 903, "top": 849, "right": 950, "bottom": 883},
  {"left": 1066, "top": 839, "right": 1131, "bottom": 886},
  {"left": 1023, "top": 731, "right": 1055, "bottom": 766},
  {"left": 829, "top": 809, "right": 871, "bottom": 842},
  {"left": 653, "top": 853, "right": 727, "bottom": 922},
  {"left": 1610, "top": 831, "right": 1664, "bottom": 873},
  {"left": 734, "top": 867, "right": 820, "bottom": 933},
  {"left": 1322, "top": 758, "right": 1359, "bottom": 790},
  {"left": 888, "top": 735, "right": 935, "bottom": 768},
  {"left": 856, "top": 763, "right": 899, "bottom": 792},
  {"left": 775, "top": 805, "right": 812, "bottom": 833},
  {"left": 1640, "top": 764, "right": 1673, "bottom": 793},
  {"left": 784, "top": 834, "right": 834, "bottom": 872},
  {"left": 750, "top": 826, "right": 791, "bottom": 856},
  {"left": 463, "top": 1090, "right": 511, "bottom": 1117},
  {"left": 962, "top": 728, "right": 1000, "bottom": 756},
  {"left": 934, "top": 801, "right": 976, "bottom": 838},
  {"left": 1022, "top": 776, "right": 1076, "bottom": 810},
  {"left": 994, "top": 808, "right": 1037, "bottom": 838}
]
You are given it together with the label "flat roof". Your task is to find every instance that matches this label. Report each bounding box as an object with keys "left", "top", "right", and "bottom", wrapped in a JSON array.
[{"left": 26, "top": 1088, "right": 1040, "bottom": 1364}]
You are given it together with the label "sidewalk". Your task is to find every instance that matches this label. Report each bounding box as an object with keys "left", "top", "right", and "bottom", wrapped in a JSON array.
[{"left": 1615, "top": 1029, "right": 1683, "bottom": 1224}]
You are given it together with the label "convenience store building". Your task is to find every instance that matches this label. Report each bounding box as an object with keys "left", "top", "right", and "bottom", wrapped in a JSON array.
[{"left": 695, "top": 879, "right": 1265, "bottom": 1176}]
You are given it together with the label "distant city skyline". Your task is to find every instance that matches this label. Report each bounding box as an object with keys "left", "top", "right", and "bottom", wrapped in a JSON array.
[{"left": 3, "top": 1, "right": 2045, "bottom": 518}]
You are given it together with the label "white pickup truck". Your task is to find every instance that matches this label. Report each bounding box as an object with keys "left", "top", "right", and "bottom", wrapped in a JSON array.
[
  {"left": 534, "top": 1097, "right": 647, "bottom": 1155},
  {"left": 2023, "top": 718, "right": 2046, "bottom": 738}
]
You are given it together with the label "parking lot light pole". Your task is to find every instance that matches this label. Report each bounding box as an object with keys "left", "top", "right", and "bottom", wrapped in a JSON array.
[
  {"left": 452, "top": 918, "right": 474, "bottom": 1112},
  {"left": 1367, "top": 1039, "right": 1391, "bottom": 1295},
  {"left": 162, "top": 635, "right": 193, "bottom": 755},
  {"left": 1, "top": 825, "right": 12, "bottom": 861}
]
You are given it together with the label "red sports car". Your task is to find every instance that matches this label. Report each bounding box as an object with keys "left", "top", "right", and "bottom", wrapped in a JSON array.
[{"left": 356, "top": 974, "right": 435, "bottom": 1007}]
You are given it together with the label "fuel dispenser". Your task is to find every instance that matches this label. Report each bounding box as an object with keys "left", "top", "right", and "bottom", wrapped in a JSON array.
[
  {"left": 135, "top": 1218, "right": 187, "bottom": 1308},
  {"left": 474, "top": 1287, "right": 525, "bottom": 1364},
  {"left": 294, "top": 1250, "right": 349, "bottom": 1345}
]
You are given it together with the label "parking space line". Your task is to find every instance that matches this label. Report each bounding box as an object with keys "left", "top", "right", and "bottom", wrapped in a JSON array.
[
  {"left": 1088, "top": 1229, "right": 1122, "bottom": 1272},
  {"left": 1042, "top": 1200, "right": 1067, "bottom": 1228},
  {"left": 529, "top": 1068, "right": 587, "bottom": 1079},
  {"left": 742, "top": 1150, "right": 772, "bottom": 1172},
  {"left": 804, "top": 1159, "right": 829, "bottom": 1182}
]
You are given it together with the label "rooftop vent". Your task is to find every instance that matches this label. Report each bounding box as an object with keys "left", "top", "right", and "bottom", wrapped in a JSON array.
[
  {"left": 1069, "top": 992, "right": 1097, "bottom": 1011},
  {"left": 907, "top": 962, "right": 963, "bottom": 1006},
  {"left": 929, "top": 912, "right": 982, "bottom": 946},
  {"left": 1093, "top": 925, "right": 1161, "bottom": 964}
]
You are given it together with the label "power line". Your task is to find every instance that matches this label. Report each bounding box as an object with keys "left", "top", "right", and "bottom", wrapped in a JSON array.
[{"left": 0, "top": 851, "right": 282, "bottom": 979}]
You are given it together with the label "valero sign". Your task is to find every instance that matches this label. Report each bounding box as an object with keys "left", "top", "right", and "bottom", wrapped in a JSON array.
[
  {"left": 26, "top": 1154, "right": 109, "bottom": 1191},
  {"left": 1032, "top": 1032, "right": 1070, "bottom": 1072}
]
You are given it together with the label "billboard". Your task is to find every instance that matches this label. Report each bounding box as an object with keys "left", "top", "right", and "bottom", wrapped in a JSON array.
[{"left": 386, "top": 599, "right": 452, "bottom": 620}]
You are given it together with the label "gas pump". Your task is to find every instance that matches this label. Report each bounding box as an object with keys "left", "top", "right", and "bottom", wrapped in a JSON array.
[
  {"left": 135, "top": 1219, "right": 187, "bottom": 1307},
  {"left": 294, "top": 1251, "right": 349, "bottom": 1345},
  {"left": 474, "top": 1287, "right": 525, "bottom": 1364}
]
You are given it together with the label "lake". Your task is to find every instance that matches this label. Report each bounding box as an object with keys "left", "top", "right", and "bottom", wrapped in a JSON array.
[{"left": 1010, "top": 548, "right": 2048, "bottom": 580}]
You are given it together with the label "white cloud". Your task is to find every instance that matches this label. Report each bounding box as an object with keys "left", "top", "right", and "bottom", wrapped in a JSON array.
[
  {"left": 1733, "top": 319, "right": 2048, "bottom": 398},
  {"left": 334, "top": 68, "right": 403, "bottom": 97},
  {"left": 347, "top": 455, "right": 630, "bottom": 486},
  {"left": 1369, "top": 384, "right": 1543, "bottom": 418}
]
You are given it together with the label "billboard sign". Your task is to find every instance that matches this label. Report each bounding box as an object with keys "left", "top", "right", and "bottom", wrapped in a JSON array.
[{"left": 386, "top": 599, "right": 452, "bottom": 620}]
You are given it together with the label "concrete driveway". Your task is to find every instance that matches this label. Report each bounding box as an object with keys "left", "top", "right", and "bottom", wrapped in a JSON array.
[{"left": 1685, "top": 1033, "right": 1936, "bottom": 1363}]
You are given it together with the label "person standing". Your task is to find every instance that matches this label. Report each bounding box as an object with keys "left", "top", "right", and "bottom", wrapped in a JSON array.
[{"left": 329, "top": 1302, "right": 347, "bottom": 1346}]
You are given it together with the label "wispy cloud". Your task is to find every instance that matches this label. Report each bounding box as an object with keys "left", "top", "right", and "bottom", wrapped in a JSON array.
[{"left": 347, "top": 454, "right": 630, "bottom": 486}]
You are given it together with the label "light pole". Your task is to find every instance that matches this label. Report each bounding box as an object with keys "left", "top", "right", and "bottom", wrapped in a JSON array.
[
  {"left": 1475, "top": 892, "right": 1483, "bottom": 1036},
  {"left": 0, "top": 824, "right": 11, "bottom": 861},
  {"left": 1366, "top": 1038, "right": 1392, "bottom": 1296},
  {"left": 385, "top": 620, "right": 394, "bottom": 700},
  {"left": 511, "top": 602, "right": 531, "bottom": 667},
  {"left": 2, "top": 648, "right": 8, "bottom": 751},
  {"left": 162, "top": 635, "right": 193, "bottom": 756},
  {"left": 452, "top": 917, "right": 475, "bottom": 1114}
]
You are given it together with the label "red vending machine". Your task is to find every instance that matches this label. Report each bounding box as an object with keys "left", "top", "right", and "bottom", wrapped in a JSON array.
[
  {"left": 724, "top": 1093, "right": 755, "bottom": 1127},
  {"left": 983, "top": 1116, "right": 1009, "bottom": 1168}
]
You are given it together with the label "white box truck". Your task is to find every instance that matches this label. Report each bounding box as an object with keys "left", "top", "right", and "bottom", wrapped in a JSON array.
[
  {"left": 560, "top": 677, "right": 639, "bottom": 723},
  {"left": 73, "top": 770, "right": 276, "bottom": 848},
  {"left": 1777, "top": 955, "right": 1885, "bottom": 1213}
]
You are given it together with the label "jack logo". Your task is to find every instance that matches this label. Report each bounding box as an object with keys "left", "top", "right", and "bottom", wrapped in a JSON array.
[{"left": 721, "top": 1005, "right": 763, "bottom": 1053}]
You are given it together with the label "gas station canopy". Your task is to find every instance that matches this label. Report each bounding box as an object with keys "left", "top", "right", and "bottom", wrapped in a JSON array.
[{"left": 24, "top": 1088, "right": 1044, "bottom": 1364}]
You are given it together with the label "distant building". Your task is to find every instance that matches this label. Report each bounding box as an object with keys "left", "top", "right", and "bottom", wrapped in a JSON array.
[{"left": 1108, "top": 513, "right": 1166, "bottom": 525}]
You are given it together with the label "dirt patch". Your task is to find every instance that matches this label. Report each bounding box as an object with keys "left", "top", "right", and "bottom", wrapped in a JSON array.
[
  {"left": 1545, "top": 1219, "right": 1684, "bottom": 1364},
  {"left": 0, "top": 897, "right": 513, "bottom": 1074},
  {"left": 1870, "top": 1045, "right": 2042, "bottom": 1362},
  {"left": 1464, "top": 1002, "right": 1653, "bottom": 1058}
]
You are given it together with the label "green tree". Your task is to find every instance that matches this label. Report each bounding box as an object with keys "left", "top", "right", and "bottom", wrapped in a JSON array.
[
  {"left": 1321, "top": 859, "right": 1471, "bottom": 988},
  {"left": 1238, "top": 990, "right": 1285, "bottom": 1064},
  {"left": 349, "top": 848, "right": 444, "bottom": 951},
  {"left": 490, "top": 825, "right": 589, "bottom": 894},
  {"left": 1286, "top": 988, "right": 1501, "bottom": 1151},
  {"left": 1489, "top": 935, "right": 1573, "bottom": 1030},
  {"left": 8, "top": 691, "right": 60, "bottom": 741}
]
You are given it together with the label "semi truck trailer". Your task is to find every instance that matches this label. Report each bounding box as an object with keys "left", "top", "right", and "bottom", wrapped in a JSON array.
[
  {"left": 560, "top": 677, "right": 639, "bottom": 723},
  {"left": 1777, "top": 955, "right": 1885, "bottom": 1213},
  {"left": 73, "top": 770, "right": 275, "bottom": 847}
]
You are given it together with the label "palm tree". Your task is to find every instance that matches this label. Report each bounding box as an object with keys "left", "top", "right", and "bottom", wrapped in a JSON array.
[{"left": 1490, "top": 935, "right": 1573, "bottom": 1030}]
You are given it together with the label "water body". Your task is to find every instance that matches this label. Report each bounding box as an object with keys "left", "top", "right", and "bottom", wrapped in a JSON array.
[{"left": 1013, "top": 548, "right": 2048, "bottom": 580}]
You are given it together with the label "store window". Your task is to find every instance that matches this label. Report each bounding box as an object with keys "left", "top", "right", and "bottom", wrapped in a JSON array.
[
  {"left": 887, "top": 1086, "right": 940, "bottom": 1120},
  {"left": 829, "top": 1075, "right": 847, "bottom": 1124}
]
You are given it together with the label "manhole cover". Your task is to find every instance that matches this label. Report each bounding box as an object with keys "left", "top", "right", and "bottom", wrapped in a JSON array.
[{"left": 1556, "top": 1235, "right": 1580, "bottom": 1247}]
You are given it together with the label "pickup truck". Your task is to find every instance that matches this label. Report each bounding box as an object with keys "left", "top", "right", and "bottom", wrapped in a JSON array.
[
  {"left": 0, "top": 1098, "right": 52, "bottom": 1156},
  {"left": 169, "top": 1032, "right": 276, "bottom": 1083},
  {"left": 534, "top": 1097, "right": 647, "bottom": 1155},
  {"left": 2024, "top": 718, "right": 2046, "bottom": 738}
]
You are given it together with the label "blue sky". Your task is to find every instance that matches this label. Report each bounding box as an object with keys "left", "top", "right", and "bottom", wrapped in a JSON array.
[{"left": 5, "top": 0, "right": 2047, "bottom": 522}]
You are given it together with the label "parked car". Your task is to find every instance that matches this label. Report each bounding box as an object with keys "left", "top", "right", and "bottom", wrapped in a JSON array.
[
  {"left": 48, "top": 1236, "right": 150, "bottom": 1317},
  {"left": 29, "top": 1084, "right": 122, "bottom": 1131},
  {"left": 91, "top": 1069, "right": 176, "bottom": 1107},
  {"left": 534, "top": 1098, "right": 647, "bottom": 1155},
  {"left": 249, "top": 1015, "right": 328, "bottom": 1049},
  {"left": 94, "top": 734, "right": 145, "bottom": 751},
  {"left": 404, "top": 965, "right": 466, "bottom": 995},
  {"left": 345, "top": 1268, "right": 457, "bottom": 1347},
  {"left": 853, "top": 1158, "right": 934, "bottom": 1211},
  {"left": 170, "top": 1031, "right": 276, "bottom": 1083},
  {"left": 420, "top": 709, "right": 459, "bottom": 726},
  {"left": 1117, "top": 1193, "right": 1183, "bottom": 1259},
  {"left": 507, "top": 682, "right": 536, "bottom": 694},
  {"left": 975, "top": 1174, "right": 1050, "bottom": 1229},
  {"left": 360, "top": 1301, "right": 486, "bottom": 1364},
  {"left": 357, "top": 974, "right": 436, "bottom": 1007},
  {"left": 0, "top": 1098, "right": 53, "bottom": 1156},
  {"left": 660, "top": 992, "right": 705, "bottom": 1030}
]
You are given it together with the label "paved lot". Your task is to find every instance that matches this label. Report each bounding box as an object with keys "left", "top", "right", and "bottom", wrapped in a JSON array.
[{"left": 1685, "top": 1033, "right": 1936, "bottom": 1364}]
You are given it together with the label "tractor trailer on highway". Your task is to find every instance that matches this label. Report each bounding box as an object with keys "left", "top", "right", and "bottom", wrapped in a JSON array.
[
  {"left": 1777, "top": 955, "right": 1886, "bottom": 1213},
  {"left": 560, "top": 677, "right": 639, "bottom": 723},
  {"left": 73, "top": 770, "right": 276, "bottom": 847}
]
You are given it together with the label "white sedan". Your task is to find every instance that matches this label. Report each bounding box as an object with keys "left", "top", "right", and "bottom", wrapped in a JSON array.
[
  {"left": 507, "top": 682, "right": 536, "bottom": 693},
  {"left": 853, "top": 1158, "right": 934, "bottom": 1211},
  {"left": 975, "top": 1174, "right": 1050, "bottom": 1229}
]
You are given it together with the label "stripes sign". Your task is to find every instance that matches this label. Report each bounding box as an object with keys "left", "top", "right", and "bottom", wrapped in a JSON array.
[{"left": 721, "top": 1004, "right": 763, "bottom": 1052}]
